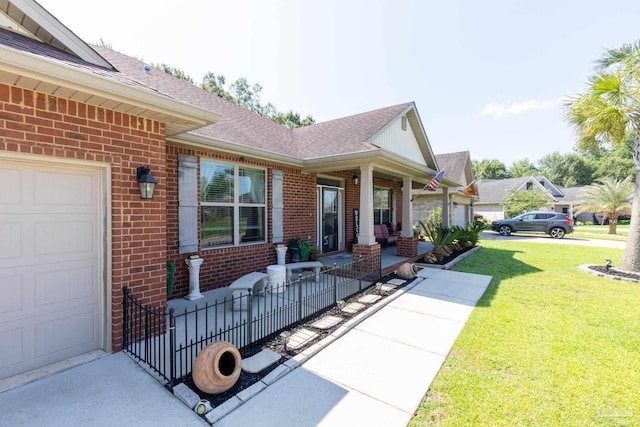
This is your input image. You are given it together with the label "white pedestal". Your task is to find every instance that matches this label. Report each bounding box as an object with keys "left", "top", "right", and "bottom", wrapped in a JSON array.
[
  {"left": 275, "top": 245, "right": 287, "bottom": 265},
  {"left": 185, "top": 258, "right": 204, "bottom": 300},
  {"left": 267, "top": 264, "right": 286, "bottom": 293}
]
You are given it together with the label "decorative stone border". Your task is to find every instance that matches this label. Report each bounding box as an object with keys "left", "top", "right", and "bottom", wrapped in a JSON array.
[
  {"left": 416, "top": 245, "right": 482, "bottom": 270},
  {"left": 578, "top": 264, "right": 640, "bottom": 283}
]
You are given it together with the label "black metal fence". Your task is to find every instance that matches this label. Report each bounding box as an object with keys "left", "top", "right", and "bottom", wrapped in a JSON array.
[{"left": 122, "top": 253, "right": 381, "bottom": 388}]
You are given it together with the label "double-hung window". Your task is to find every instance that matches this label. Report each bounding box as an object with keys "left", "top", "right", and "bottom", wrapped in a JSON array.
[
  {"left": 373, "top": 187, "right": 391, "bottom": 224},
  {"left": 200, "top": 160, "right": 266, "bottom": 247}
]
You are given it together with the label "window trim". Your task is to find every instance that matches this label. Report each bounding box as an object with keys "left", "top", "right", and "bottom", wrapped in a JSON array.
[
  {"left": 373, "top": 186, "right": 391, "bottom": 225},
  {"left": 200, "top": 159, "right": 267, "bottom": 248}
]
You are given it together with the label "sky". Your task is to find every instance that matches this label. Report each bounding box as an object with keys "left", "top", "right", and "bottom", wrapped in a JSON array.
[{"left": 36, "top": 0, "right": 640, "bottom": 166}]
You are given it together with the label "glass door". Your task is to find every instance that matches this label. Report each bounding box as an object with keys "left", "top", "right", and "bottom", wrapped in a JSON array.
[{"left": 321, "top": 187, "right": 339, "bottom": 253}]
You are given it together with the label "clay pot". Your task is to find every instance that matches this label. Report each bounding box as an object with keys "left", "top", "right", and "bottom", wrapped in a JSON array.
[
  {"left": 397, "top": 262, "right": 418, "bottom": 279},
  {"left": 192, "top": 341, "right": 242, "bottom": 394}
]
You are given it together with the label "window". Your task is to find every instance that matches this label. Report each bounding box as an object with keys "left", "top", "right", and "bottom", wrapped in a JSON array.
[
  {"left": 373, "top": 187, "right": 391, "bottom": 224},
  {"left": 200, "top": 160, "right": 266, "bottom": 247},
  {"left": 526, "top": 182, "right": 533, "bottom": 190}
]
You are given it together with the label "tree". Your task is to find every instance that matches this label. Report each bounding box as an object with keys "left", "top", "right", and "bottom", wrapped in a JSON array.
[
  {"left": 472, "top": 159, "right": 508, "bottom": 179},
  {"left": 574, "top": 177, "right": 633, "bottom": 234},
  {"left": 508, "top": 159, "right": 538, "bottom": 178},
  {"left": 200, "top": 72, "right": 314, "bottom": 128},
  {"left": 502, "top": 188, "right": 553, "bottom": 219},
  {"left": 154, "top": 64, "right": 194, "bottom": 84},
  {"left": 537, "top": 152, "right": 595, "bottom": 187},
  {"left": 565, "top": 40, "right": 640, "bottom": 271}
]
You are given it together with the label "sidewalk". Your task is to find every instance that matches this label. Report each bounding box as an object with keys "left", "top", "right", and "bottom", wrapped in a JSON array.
[
  {"left": 0, "top": 268, "right": 491, "bottom": 427},
  {"left": 215, "top": 268, "right": 492, "bottom": 426}
]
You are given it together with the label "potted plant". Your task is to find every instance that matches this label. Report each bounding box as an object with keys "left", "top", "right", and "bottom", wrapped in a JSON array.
[
  {"left": 299, "top": 240, "right": 311, "bottom": 261},
  {"left": 308, "top": 246, "right": 320, "bottom": 261},
  {"left": 288, "top": 238, "right": 302, "bottom": 262}
]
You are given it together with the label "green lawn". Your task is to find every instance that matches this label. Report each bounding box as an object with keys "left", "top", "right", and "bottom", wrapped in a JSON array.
[
  {"left": 572, "top": 224, "right": 629, "bottom": 240},
  {"left": 409, "top": 240, "right": 640, "bottom": 427}
]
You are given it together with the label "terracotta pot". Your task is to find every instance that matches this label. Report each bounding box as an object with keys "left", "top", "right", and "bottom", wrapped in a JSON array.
[
  {"left": 192, "top": 341, "right": 242, "bottom": 394},
  {"left": 397, "top": 262, "right": 418, "bottom": 279}
]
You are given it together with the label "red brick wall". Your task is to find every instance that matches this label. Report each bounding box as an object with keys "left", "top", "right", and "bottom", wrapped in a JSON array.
[
  {"left": 0, "top": 84, "right": 166, "bottom": 351},
  {"left": 166, "top": 146, "right": 318, "bottom": 296}
]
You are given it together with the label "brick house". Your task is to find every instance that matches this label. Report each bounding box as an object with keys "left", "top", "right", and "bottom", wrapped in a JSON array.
[{"left": 0, "top": 0, "right": 459, "bottom": 380}]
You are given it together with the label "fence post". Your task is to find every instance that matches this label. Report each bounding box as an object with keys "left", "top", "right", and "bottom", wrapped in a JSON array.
[
  {"left": 246, "top": 289, "right": 253, "bottom": 346},
  {"left": 144, "top": 308, "right": 150, "bottom": 362},
  {"left": 333, "top": 263, "right": 338, "bottom": 304},
  {"left": 169, "top": 308, "right": 176, "bottom": 389},
  {"left": 297, "top": 274, "right": 303, "bottom": 321},
  {"left": 122, "top": 286, "right": 128, "bottom": 350}
]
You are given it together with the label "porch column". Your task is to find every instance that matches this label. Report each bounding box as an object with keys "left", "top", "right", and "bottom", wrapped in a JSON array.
[
  {"left": 401, "top": 176, "right": 413, "bottom": 238},
  {"left": 397, "top": 176, "right": 418, "bottom": 258},
  {"left": 357, "top": 163, "right": 376, "bottom": 245},
  {"left": 441, "top": 187, "right": 450, "bottom": 227}
]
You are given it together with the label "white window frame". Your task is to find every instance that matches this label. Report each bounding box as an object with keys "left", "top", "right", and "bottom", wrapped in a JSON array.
[
  {"left": 373, "top": 186, "right": 391, "bottom": 225},
  {"left": 200, "top": 159, "right": 267, "bottom": 248}
]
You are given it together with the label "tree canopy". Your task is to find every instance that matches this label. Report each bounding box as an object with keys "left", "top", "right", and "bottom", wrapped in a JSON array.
[
  {"left": 565, "top": 40, "right": 640, "bottom": 271},
  {"left": 574, "top": 177, "right": 633, "bottom": 234},
  {"left": 501, "top": 188, "right": 553, "bottom": 219},
  {"left": 156, "top": 66, "right": 315, "bottom": 129}
]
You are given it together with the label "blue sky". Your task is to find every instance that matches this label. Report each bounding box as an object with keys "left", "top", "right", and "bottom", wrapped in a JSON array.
[{"left": 39, "top": 0, "right": 640, "bottom": 165}]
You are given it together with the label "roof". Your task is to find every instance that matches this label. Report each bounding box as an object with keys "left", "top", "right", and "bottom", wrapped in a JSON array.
[
  {"left": 435, "top": 151, "right": 472, "bottom": 184},
  {"left": 292, "top": 103, "right": 413, "bottom": 158},
  {"left": 476, "top": 176, "right": 585, "bottom": 204}
]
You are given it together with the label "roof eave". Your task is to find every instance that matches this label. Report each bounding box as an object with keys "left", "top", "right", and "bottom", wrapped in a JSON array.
[{"left": 0, "top": 44, "right": 219, "bottom": 134}]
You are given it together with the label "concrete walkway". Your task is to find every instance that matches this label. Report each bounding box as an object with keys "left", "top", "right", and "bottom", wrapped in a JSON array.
[
  {"left": 215, "top": 268, "right": 492, "bottom": 427},
  {"left": 0, "top": 268, "right": 491, "bottom": 427}
]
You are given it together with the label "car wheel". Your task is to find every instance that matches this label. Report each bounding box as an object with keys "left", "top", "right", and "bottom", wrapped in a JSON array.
[
  {"left": 549, "top": 227, "right": 565, "bottom": 239},
  {"left": 498, "top": 225, "right": 512, "bottom": 236}
]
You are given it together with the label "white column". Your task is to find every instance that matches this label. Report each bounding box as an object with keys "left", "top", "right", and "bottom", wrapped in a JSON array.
[
  {"left": 275, "top": 245, "right": 287, "bottom": 265},
  {"left": 441, "top": 187, "right": 450, "bottom": 227},
  {"left": 267, "top": 264, "right": 286, "bottom": 293},
  {"left": 184, "top": 257, "right": 204, "bottom": 300},
  {"left": 358, "top": 163, "right": 376, "bottom": 245},
  {"left": 401, "top": 176, "right": 413, "bottom": 237}
]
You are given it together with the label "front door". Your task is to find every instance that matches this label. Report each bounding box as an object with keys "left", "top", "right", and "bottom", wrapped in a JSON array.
[{"left": 321, "top": 187, "right": 339, "bottom": 253}]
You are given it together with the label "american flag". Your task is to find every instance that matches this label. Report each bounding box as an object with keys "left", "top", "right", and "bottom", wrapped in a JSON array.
[
  {"left": 461, "top": 180, "right": 477, "bottom": 196},
  {"left": 426, "top": 170, "right": 445, "bottom": 191}
]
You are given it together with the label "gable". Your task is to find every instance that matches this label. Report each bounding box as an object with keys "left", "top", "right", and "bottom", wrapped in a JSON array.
[{"left": 370, "top": 114, "right": 426, "bottom": 166}]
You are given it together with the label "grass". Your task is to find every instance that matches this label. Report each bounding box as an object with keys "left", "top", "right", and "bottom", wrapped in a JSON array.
[
  {"left": 409, "top": 239, "right": 640, "bottom": 427},
  {"left": 572, "top": 225, "right": 629, "bottom": 240}
]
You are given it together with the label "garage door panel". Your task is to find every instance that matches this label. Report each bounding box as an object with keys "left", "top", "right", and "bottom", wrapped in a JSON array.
[
  {"left": 34, "top": 170, "right": 95, "bottom": 206},
  {"left": 0, "top": 274, "right": 23, "bottom": 315},
  {"left": 0, "top": 328, "right": 23, "bottom": 370},
  {"left": 0, "top": 167, "right": 21, "bottom": 205},
  {"left": 0, "top": 222, "right": 22, "bottom": 259},
  {"left": 34, "top": 218, "right": 95, "bottom": 256},
  {"left": 35, "top": 310, "right": 98, "bottom": 358},
  {"left": 35, "top": 264, "right": 96, "bottom": 307}
]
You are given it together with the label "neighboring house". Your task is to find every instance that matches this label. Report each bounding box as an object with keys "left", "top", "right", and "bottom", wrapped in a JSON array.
[
  {"left": 0, "top": 1, "right": 460, "bottom": 380},
  {"left": 412, "top": 151, "right": 475, "bottom": 227},
  {"left": 474, "top": 176, "right": 586, "bottom": 221}
]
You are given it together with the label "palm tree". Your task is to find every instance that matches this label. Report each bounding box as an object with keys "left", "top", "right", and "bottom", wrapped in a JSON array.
[
  {"left": 565, "top": 41, "right": 640, "bottom": 271},
  {"left": 574, "top": 177, "right": 633, "bottom": 234}
]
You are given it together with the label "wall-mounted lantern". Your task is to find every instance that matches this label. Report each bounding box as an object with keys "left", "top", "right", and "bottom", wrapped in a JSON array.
[
  {"left": 136, "top": 166, "right": 157, "bottom": 200},
  {"left": 352, "top": 175, "right": 359, "bottom": 186}
]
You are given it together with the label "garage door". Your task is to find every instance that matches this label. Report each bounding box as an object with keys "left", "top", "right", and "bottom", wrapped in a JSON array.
[{"left": 0, "top": 158, "right": 104, "bottom": 380}]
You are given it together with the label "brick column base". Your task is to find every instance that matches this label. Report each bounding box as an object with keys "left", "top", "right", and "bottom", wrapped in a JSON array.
[
  {"left": 396, "top": 236, "right": 418, "bottom": 258},
  {"left": 352, "top": 243, "right": 381, "bottom": 275}
]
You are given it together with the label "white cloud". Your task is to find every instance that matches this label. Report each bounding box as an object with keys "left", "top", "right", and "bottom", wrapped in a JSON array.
[{"left": 480, "top": 98, "right": 561, "bottom": 119}]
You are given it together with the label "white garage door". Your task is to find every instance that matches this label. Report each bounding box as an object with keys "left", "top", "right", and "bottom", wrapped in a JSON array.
[{"left": 0, "top": 158, "right": 104, "bottom": 380}]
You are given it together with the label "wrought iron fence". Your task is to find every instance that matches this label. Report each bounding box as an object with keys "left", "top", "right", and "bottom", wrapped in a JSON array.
[{"left": 122, "top": 253, "right": 381, "bottom": 388}]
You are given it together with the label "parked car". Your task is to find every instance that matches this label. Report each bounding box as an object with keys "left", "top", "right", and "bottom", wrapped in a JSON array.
[{"left": 491, "top": 212, "right": 574, "bottom": 239}]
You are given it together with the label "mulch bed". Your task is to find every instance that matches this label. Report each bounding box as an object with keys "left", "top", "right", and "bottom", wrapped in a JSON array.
[
  {"left": 181, "top": 271, "right": 417, "bottom": 406},
  {"left": 586, "top": 265, "right": 640, "bottom": 282}
]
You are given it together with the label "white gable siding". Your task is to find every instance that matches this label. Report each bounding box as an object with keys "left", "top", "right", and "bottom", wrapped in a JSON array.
[{"left": 370, "top": 118, "right": 426, "bottom": 166}]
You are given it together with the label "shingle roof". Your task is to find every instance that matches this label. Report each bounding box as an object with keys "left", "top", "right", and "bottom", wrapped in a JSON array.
[
  {"left": 292, "top": 103, "right": 413, "bottom": 159},
  {"left": 435, "top": 151, "right": 470, "bottom": 184}
]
